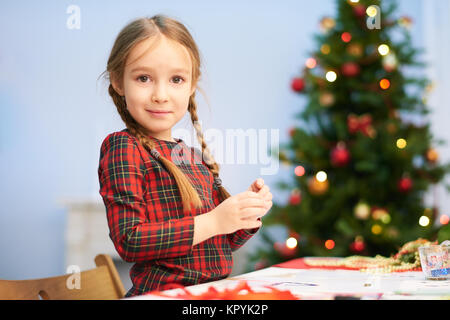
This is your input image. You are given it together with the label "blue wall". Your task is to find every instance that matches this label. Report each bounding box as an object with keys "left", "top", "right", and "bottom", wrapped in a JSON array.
[{"left": 0, "top": 0, "right": 424, "bottom": 279}]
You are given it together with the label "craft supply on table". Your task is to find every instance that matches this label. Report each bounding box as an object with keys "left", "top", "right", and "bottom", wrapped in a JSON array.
[{"left": 418, "top": 240, "right": 450, "bottom": 280}]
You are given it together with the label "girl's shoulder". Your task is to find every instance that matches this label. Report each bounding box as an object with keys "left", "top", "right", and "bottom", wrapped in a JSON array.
[
  {"left": 99, "top": 129, "right": 145, "bottom": 161},
  {"left": 101, "top": 129, "right": 138, "bottom": 148}
]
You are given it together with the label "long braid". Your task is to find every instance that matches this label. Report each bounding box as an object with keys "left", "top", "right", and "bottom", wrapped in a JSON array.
[
  {"left": 108, "top": 84, "right": 203, "bottom": 213},
  {"left": 188, "top": 95, "right": 231, "bottom": 202}
]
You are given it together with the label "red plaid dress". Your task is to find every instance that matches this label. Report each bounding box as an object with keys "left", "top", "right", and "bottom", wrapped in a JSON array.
[{"left": 98, "top": 129, "right": 259, "bottom": 297}]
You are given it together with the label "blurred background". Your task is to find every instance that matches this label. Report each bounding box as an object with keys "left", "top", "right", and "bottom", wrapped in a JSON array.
[{"left": 1, "top": 0, "right": 449, "bottom": 291}]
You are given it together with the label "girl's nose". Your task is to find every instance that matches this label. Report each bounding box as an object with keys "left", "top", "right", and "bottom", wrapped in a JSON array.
[{"left": 151, "top": 83, "right": 169, "bottom": 103}]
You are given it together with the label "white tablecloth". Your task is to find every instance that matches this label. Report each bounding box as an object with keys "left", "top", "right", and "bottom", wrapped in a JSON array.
[{"left": 126, "top": 266, "right": 450, "bottom": 300}]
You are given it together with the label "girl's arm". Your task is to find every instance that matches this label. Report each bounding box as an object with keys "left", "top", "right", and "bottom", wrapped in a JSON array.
[
  {"left": 99, "top": 133, "right": 197, "bottom": 263},
  {"left": 192, "top": 211, "right": 219, "bottom": 245}
]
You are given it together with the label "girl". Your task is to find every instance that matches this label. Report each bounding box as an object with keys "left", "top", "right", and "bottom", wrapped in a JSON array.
[{"left": 98, "top": 14, "right": 273, "bottom": 297}]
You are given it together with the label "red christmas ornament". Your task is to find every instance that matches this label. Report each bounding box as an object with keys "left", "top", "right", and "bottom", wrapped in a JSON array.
[
  {"left": 350, "top": 240, "right": 365, "bottom": 253},
  {"left": 291, "top": 77, "right": 305, "bottom": 92},
  {"left": 398, "top": 177, "right": 413, "bottom": 193},
  {"left": 341, "top": 62, "right": 360, "bottom": 77},
  {"left": 341, "top": 32, "right": 352, "bottom": 43},
  {"left": 289, "top": 127, "right": 296, "bottom": 137},
  {"left": 289, "top": 190, "right": 302, "bottom": 205},
  {"left": 330, "top": 143, "right": 351, "bottom": 167},
  {"left": 353, "top": 4, "right": 366, "bottom": 18},
  {"left": 347, "top": 113, "right": 376, "bottom": 138}
]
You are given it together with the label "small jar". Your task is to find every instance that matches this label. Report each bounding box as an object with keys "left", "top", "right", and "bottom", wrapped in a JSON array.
[{"left": 418, "top": 241, "right": 450, "bottom": 280}]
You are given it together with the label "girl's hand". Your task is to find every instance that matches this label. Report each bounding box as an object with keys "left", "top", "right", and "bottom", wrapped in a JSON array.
[
  {"left": 246, "top": 178, "right": 273, "bottom": 220},
  {"left": 211, "top": 191, "right": 265, "bottom": 235}
]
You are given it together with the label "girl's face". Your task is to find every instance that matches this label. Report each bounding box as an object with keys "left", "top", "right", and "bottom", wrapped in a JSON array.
[{"left": 113, "top": 35, "right": 195, "bottom": 142}]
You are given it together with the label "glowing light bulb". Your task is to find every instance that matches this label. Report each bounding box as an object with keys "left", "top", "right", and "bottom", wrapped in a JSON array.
[
  {"left": 326, "top": 71, "right": 337, "bottom": 82},
  {"left": 381, "top": 214, "right": 391, "bottom": 224},
  {"left": 341, "top": 32, "right": 352, "bottom": 43},
  {"left": 419, "top": 216, "right": 430, "bottom": 227},
  {"left": 371, "top": 224, "right": 382, "bottom": 235},
  {"left": 286, "top": 237, "right": 298, "bottom": 249},
  {"left": 440, "top": 215, "right": 449, "bottom": 225},
  {"left": 295, "top": 165, "right": 305, "bottom": 177},
  {"left": 305, "top": 58, "right": 317, "bottom": 69},
  {"left": 325, "top": 239, "right": 335, "bottom": 250},
  {"left": 379, "top": 78, "right": 391, "bottom": 90},
  {"left": 321, "top": 44, "right": 331, "bottom": 55},
  {"left": 378, "top": 44, "right": 390, "bottom": 56},
  {"left": 366, "top": 5, "right": 378, "bottom": 17},
  {"left": 316, "top": 171, "right": 327, "bottom": 182},
  {"left": 396, "top": 138, "right": 407, "bottom": 149}
]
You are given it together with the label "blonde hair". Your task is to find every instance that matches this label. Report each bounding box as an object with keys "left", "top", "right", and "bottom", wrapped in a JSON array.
[{"left": 100, "top": 14, "right": 230, "bottom": 213}]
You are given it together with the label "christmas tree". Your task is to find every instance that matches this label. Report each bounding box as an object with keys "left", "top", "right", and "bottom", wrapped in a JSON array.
[{"left": 249, "top": 0, "right": 450, "bottom": 270}]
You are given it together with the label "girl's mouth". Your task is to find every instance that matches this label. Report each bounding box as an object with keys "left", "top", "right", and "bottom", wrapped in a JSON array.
[{"left": 147, "top": 110, "right": 172, "bottom": 117}]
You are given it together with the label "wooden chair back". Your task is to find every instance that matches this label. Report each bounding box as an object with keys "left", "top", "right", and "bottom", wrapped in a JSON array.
[{"left": 0, "top": 254, "right": 126, "bottom": 300}]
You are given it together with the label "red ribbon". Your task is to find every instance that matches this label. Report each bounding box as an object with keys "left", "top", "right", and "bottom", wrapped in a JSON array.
[
  {"left": 147, "top": 280, "right": 298, "bottom": 300},
  {"left": 347, "top": 114, "right": 375, "bottom": 137}
]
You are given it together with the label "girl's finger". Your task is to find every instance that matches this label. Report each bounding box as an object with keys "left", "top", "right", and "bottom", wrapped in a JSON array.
[
  {"left": 243, "top": 219, "right": 262, "bottom": 230},
  {"left": 257, "top": 185, "right": 270, "bottom": 197},
  {"left": 239, "top": 197, "right": 266, "bottom": 210},
  {"left": 264, "top": 200, "right": 273, "bottom": 210},
  {"left": 240, "top": 207, "right": 265, "bottom": 219},
  {"left": 263, "top": 192, "right": 273, "bottom": 201},
  {"left": 249, "top": 179, "right": 263, "bottom": 193},
  {"left": 239, "top": 190, "right": 264, "bottom": 200},
  {"left": 256, "top": 178, "right": 264, "bottom": 188}
]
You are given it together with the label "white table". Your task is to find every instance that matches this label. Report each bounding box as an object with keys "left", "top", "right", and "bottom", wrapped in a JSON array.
[{"left": 126, "top": 266, "right": 450, "bottom": 300}]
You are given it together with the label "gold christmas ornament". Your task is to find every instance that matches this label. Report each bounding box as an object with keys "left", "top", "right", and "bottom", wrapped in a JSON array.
[
  {"left": 308, "top": 177, "right": 329, "bottom": 195},
  {"left": 321, "top": 44, "right": 331, "bottom": 55},
  {"left": 319, "top": 92, "right": 335, "bottom": 107},
  {"left": 371, "top": 224, "right": 383, "bottom": 235},
  {"left": 372, "top": 208, "right": 388, "bottom": 220},
  {"left": 320, "top": 17, "right": 336, "bottom": 33},
  {"left": 426, "top": 148, "right": 439, "bottom": 163},
  {"left": 386, "top": 122, "right": 397, "bottom": 134},
  {"left": 347, "top": 43, "right": 363, "bottom": 57}
]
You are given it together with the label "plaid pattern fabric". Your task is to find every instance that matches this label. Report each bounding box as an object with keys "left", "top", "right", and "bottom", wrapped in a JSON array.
[{"left": 98, "top": 129, "right": 259, "bottom": 297}]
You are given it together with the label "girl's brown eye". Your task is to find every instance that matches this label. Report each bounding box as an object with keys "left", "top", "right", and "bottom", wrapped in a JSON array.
[
  {"left": 172, "top": 76, "right": 184, "bottom": 84},
  {"left": 138, "top": 75, "right": 149, "bottom": 82}
]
